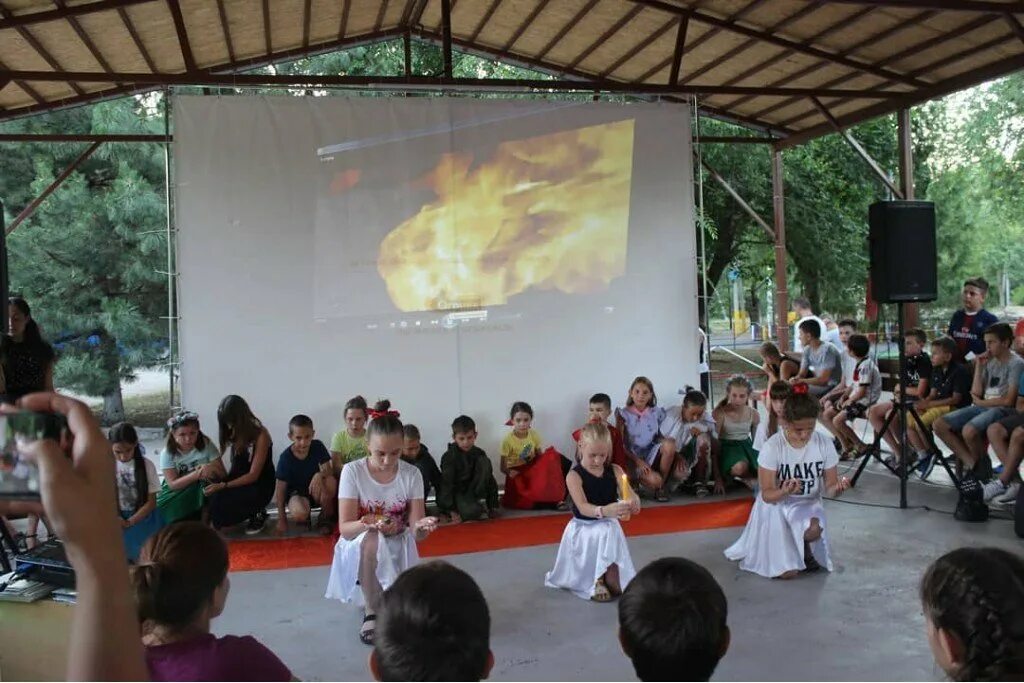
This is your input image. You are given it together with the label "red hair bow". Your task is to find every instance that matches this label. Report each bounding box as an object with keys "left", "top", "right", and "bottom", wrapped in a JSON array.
[
  {"left": 792, "top": 383, "right": 809, "bottom": 396},
  {"left": 368, "top": 409, "right": 400, "bottom": 420}
]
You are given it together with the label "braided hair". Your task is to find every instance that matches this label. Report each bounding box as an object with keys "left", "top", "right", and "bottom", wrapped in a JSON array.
[{"left": 921, "top": 547, "right": 1024, "bottom": 681}]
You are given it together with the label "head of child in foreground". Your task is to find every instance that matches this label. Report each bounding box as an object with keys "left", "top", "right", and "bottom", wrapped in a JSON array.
[
  {"left": 681, "top": 386, "right": 708, "bottom": 422},
  {"left": 782, "top": 387, "right": 819, "bottom": 448},
  {"left": 451, "top": 415, "right": 477, "bottom": 452},
  {"left": 984, "top": 322, "right": 1013, "bottom": 358},
  {"left": 288, "top": 414, "right": 315, "bottom": 457},
  {"left": 578, "top": 422, "right": 613, "bottom": 469},
  {"left": 920, "top": 547, "right": 1024, "bottom": 682},
  {"left": 402, "top": 424, "right": 421, "bottom": 460},
  {"left": 132, "top": 522, "right": 230, "bottom": 632},
  {"left": 904, "top": 328, "right": 927, "bottom": 357},
  {"left": 588, "top": 393, "right": 613, "bottom": 423},
  {"left": 371, "top": 561, "right": 493, "bottom": 682},
  {"left": 722, "top": 376, "right": 751, "bottom": 408},
  {"left": 847, "top": 334, "right": 870, "bottom": 361},
  {"left": 627, "top": 377, "right": 656, "bottom": 411},
  {"left": 367, "top": 411, "right": 404, "bottom": 470},
  {"left": 618, "top": 557, "right": 730, "bottom": 682},
  {"left": 930, "top": 336, "right": 956, "bottom": 368},
  {"left": 165, "top": 410, "right": 205, "bottom": 455},
  {"left": 509, "top": 401, "right": 533, "bottom": 437},
  {"left": 344, "top": 395, "right": 369, "bottom": 436}
]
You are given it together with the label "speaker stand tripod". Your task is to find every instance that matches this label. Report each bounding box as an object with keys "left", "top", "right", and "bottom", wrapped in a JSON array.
[{"left": 849, "top": 302, "right": 961, "bottom": 507}]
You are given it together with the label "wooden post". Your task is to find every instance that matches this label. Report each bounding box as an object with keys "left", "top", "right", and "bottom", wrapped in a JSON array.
[{"left": 772, "top": 148, "right": 789, "bottom": 351}]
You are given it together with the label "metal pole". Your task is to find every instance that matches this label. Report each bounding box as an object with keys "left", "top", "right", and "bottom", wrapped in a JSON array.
[
  {"left": 0, "top": 201, "right": 8, "bottom": 317},
  {"left": 897, "top": 302, "right": 909, "bottom": 509},
  {"left": 440, "top": 0, "right": 453, "bottom": 78},
  {"left": 163, "top": 89, "right": 177, "bottom": 411},
  {"left": 772, "top": 148, "right": 789, "bottom": 352},
  {"left": 694, "top": 96, "right": 712, "bottom": 401},
  {"left": 898, "top": 108, "right": 920, "bottom": 329}
]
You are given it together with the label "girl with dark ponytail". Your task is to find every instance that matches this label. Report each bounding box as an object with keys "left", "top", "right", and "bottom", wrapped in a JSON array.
[
  {"left": 133, "top": 522, "right": 291, "bottom": 680},
  {"left": 921, "top": 547, "right": 1024, "bottom": 681},
  {"left": 110, "top": 422, "right": 163, "bottom": 562}
]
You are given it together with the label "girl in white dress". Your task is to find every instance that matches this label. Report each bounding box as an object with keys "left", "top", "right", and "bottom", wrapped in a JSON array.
[
  {"left": 725, "top": 383, "right": 850, "bottom": 579},
  {"left": 545, "top": 422, "right": 640, "bottom": 601},
  {"left": 324, "top": 410, "right": 438, "bottom": 644}
]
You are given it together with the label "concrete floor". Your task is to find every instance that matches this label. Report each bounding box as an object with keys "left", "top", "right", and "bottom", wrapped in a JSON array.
[{"left": 212, "top": 458, "right": 1023, "bottom": 682}]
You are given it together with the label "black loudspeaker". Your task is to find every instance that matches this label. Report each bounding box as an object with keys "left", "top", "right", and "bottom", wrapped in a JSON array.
[{"left": 869, "top": 200, "right": 937, "bottom": 303}]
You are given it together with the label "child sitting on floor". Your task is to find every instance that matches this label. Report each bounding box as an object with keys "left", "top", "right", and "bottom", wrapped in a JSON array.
[
  {"left": 753, "top": 381, "right": 791, "bottom": 451},
  {"left": 919, "top": 547, "right": 1024, "bottom": 682},
  {"left": 545, "top": 422, "right": 639, "bottom": 602},
  {"left": 500, "top": 401, "right": 566, "bottom": 510},
  {"left": 330, "top": 395, "right": 370, "bottom": 476},
  {"left": 725, "top": 383, "right": 850, "bottom": 579},
  {"left": 659, "top": 387, "right": 723, "bottom": 497},
  {"left": 618, "top": 557, "right": 730, "bottom": 682},
  {"left": 274, "top": 414, "right": 337, "bottom": 535},
  {"left": 572, "top": 393, "right": 629, "bottom": 469},
  {"left": 111, "top": 422, "right": 163, "bottom": 563},
  {"left": 713, "top": 375, "right": 760, "bottom": 491},
  {"left": 324, "top": 411, "right": 438, "bottom": 644},
  {"left": 616, "top": 376, "right": 675, "bottom": 502},
  {"left": 829, "top": 334, "right": 882, "bottom": 460},
  {"left": 156, "top": 411, "right": 224, "bottom": 525},
  {"left": 437, "top": 415, "right": 500, "bottom": 524},
  {"left": 401, "top": 424, "right": 441, "bottom": 501}
]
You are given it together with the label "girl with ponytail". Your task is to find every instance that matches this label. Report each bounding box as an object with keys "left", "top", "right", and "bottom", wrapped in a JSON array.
[{"left": 110, "top": 422, "right": 163, "bottom": 562}]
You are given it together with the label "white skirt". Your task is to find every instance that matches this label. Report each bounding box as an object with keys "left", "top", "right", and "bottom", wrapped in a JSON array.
[
  {"left": 324, "top": 529, "right": 419, "bottom": 605},
  {"left": 724, "top": 495, "right": 832, "bottom": 578},
  {"left": 544, "top": 517, "right": 637, "bottom": 600}
]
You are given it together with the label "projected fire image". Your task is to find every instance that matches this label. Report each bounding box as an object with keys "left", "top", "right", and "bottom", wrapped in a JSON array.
[{"left": 376, "top": 119, "right": 634, "bottom": 312}]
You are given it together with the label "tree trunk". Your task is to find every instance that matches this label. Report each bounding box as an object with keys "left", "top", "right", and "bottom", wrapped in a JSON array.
[
  {"left": 103, "top": 386, "right": 125, "bottom": 425},
  {"left": 98, "top": 331, "right": 125, "bottom": 424}
]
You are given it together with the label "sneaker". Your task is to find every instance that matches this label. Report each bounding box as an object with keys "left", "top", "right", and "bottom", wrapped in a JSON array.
[
  {"left": 982, "top": 479, "right": 1008, "bottom": 502},
  {"left": 245, "top": 510, "right": 267, "bottom": 535},
  {"left": 917, "top": 452, "right": 937, "bottom": 480},
  {"left": 694, "top": 483, "right": 709, "bottom": 498},
  {"left": 995, "top": 482, "right": 1021, "bottom": 504}
]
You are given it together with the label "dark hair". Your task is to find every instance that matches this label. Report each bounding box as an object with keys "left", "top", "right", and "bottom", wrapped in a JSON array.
[
  {"left": 375, "top": 561, "right": 491, "bottom": 681},
  {"left": 509, "top": 401, "right": 533, "bottom": 420},
  {"left": 837, "top": 319, "right": 858, "bottom": 331},
  {"left": 627, "top": 376, "right": 657, "bottom": 407},
  {"left": 589, "top": 392, "right": 612, "bottom": 409},
  {"left": 217, "top": 394, "right": 262, "bottom": 455},
  {"left": 109, "top": 422, "right": 148, "bottom": 513},
  {"left": 783, "top": 389, "right": 820, "bottom": 421},
  {"left": 847, "top": 334, "right": 870, "bottom": 359},
  {"left": 367, "top": 399, "right": 403, "bottom": 441},
  {"left": 451, "top": 415, "right": 476, "bottom": 435},
  {"left": 798, "top": 318, "right": 822, "bottom": 339},
  {"left": 920, "top": 547, "right": 1024, "bottom": 682},
  {"left": 289, "top": 414, "right": 314, "bottom": 431},
  {"left": 682, "top": 385, "right": 707, "bottom": 408},
  {"left": 759, "top": 341, "right": 782, "bottom": 361},
  {"left": 131, "top": 522, "right": 229, "bottom": 632},
  {"left": 905, "top": 328, "right": 928, "bottom": 346},
  {"left": 619, "top": 557, "right": 728, "bottom": 682},
  {"left": 932, "top": 336, "right": 958, "bottom": 358},
  {"left": 403, "top": 424, "right": 421, "bottom": 440},
  {"left": 984, "top": 322, "right": 1014, "bottom": 344},
  {"left": 792, "top": 296, "right": 812, "bottom": 311},
  {"left": 344, "top": 395, "right": 369, "bottom": 418},
  {"left": 3, "top": 296, "right": 55, "bottom": 362},
  {"left": 164, "top": 411, "right": 208, "bottom": 456},
  {"left": 964, "top": 277, "right": 990, "bottom": 294},
  {"left": 766, "top": 381, "right": 792, "bottom": 438}
]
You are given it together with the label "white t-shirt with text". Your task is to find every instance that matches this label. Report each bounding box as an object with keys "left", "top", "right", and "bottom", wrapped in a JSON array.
[
  {"left": 116, "top": 457, "right": 160, "bottom": 513},
  {"left": 338, "top": 458, "right": 423, "bottom": 534},
  {"left": 757, "top": 431, "right": 839, "bottom": 499}
]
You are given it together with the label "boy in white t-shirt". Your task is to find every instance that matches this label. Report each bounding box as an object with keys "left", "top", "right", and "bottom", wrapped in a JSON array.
[{"left": 830, "top": 334, "right": 882, "bottom": 459}]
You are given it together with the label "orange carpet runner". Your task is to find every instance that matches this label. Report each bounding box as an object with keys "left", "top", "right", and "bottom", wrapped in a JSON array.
[{"left": 228, "top": 498, "right": 753, "bottom": 572}]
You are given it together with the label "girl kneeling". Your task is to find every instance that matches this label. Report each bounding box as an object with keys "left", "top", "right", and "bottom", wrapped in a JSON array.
[
  {"left": 324, "top": 411, "right": 438, "bottom": 644},
  {"left": 724, "top": 384, "right": 849, "bottom": 579},
  {"left": 545, "top": 422, "right": 640, "bottom": 601}
]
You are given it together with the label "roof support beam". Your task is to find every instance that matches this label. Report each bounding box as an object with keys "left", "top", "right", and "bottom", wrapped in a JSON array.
[
  {"left": 441, "top": 0, "right": 453, "bottom": 77},
  {"left": 118, "top": 6, "right": 159, "bottom": 72},
  {"left": 0, "top": 133, "right": 168, "bottom": 143},
  {"left": 262, "top": 0, "right": 272, "bottom": 56},
  {"left": 698, "top": 136, "right": 777, "bottom": 143},
  {"left": 536, "top": 0, "right": 601, "bottom": 62},
  {"left": 338, "top": 0, "right": 351, "bottom": 39},
  {"left": 469, "top": 0, "right": 504, "bottom": 43},
  {"left": 501, "top": 0, "right": 554, "bottom": 52},
  {"left": 598, "top": 16, "right": 676, "bottom": 78},
  {"left": 166, "top": 0, "right": 196, "bottom": 72},
  {"left": 630, "top": 0, "right": 929, "bottom": 87},
  {"left": 373, "top": 0, "right": 388, "bottom": 33},
  {"left": 0, "top": 3, "right": 87, "bottom": 96},
  {"left": 668, "top": 12, "right": 689, "bottom": 85},
  {"left": 7, "top": 142, "right": 102, "bottom": 236},
  {"left": 811, "top": 97, "right": 902, "bottom": 197},
  {"left": 0, "top": 58, "right": 45, "bottom": 106},
  {"left": 53, "top": 0, "right": 119, "bottom": 76},
  {"left": 214, "top": 0, "right": 236, "bottom": 63},
  {"left": 699, "top": 156, "right": 775, "bottom": 238},
  {"left": 0, "top": 0, "right": 153, "bottom": 31},
  {"left": 1005, "top": 13, "right": 1024, "bottom": 44},
  {"left": 564, "top": 4, "right": 644, "bottom": 73},
  {"left": 818, "top": 0, "right": 1024, "bottom": 12},
  {"left": 304, "top": 0, "right": 313, "bottom": 46}
]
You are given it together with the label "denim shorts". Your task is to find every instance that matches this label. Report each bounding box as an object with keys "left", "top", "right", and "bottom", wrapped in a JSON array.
[{"left": 940, "top": 405, "right": 1015, "bottom": 433}]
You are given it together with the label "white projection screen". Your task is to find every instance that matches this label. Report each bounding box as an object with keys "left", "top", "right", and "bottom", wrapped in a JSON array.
[{"left": 174, "top": 95, "right": 698, "bottom": 462}]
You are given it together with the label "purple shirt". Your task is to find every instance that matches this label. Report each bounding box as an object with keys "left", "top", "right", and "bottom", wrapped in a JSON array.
[{"left": 146, "top": 633, "right": 291, "bottom": 682}]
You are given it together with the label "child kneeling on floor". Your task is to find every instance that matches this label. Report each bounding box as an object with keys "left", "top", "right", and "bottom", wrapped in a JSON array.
[
  {"left": 724, "top": 383, "right": 850, "bottom": 579},
  {"left": 324, "top": 412, "right": 439, "bottom": 644},
  {"left": 274, "top": 414, "right": 337, "bottom": 535},
  {"left": 545, "top": 422, "right": 639, "bottom": 601}
]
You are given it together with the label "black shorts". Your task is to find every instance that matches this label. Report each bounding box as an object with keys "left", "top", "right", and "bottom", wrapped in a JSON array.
[
  {"left": 843, "top": 403, "right": 869, "bottom": 420},
  {"left": 997, "top": 412, "right": 1024, "bottom": 433}
]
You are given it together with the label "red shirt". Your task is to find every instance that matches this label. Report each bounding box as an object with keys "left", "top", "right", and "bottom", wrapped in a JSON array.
[
  {"left": 572, "top": 422, "right": 629, "bottom": 470},
  {"left": 1016, "top": 319, "right": 1024, "bottom": 340}
]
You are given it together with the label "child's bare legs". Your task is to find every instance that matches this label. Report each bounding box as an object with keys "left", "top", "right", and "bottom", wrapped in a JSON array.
[
  {"left": 820, "top": 402, "right": 841, "bottom": 437},
  {"left": 869, "top": 402, "right": 900, "bottom": 454},
  {"left": 988, "top": 423, "right": 1024, "bottom": 486},
  {"left": 906, "top": 423, "right": 929, "bottom": 454},
  {"left": 832, "top": 412, "right": 864, "bottom": 452},
  {"left": 358, "top": 530, "right": 383, "bottom": 639},
  {"left": 804, "top": 517, "right": 822, "bottom": 543},
  {"left": 934, "top": 416, "right": 979, "bottom": 469},
  {"left": 287, "top": 494, "right": 311, "bottom": 525},
  {"left": 310, "top": 472, "right": 338, "bottom": 527},
  {"left": 654, "top": 440, "right": 676, "bottom": 498}
]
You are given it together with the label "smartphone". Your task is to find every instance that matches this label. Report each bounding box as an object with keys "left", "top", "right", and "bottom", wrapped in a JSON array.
[{"left": 0, "top": 411, "right": 68, "bottom": 500}]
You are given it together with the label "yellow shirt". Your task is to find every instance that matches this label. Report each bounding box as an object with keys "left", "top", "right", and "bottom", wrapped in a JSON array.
[{"left": 501, "top": 429, "right": 543, "bottom": 470}]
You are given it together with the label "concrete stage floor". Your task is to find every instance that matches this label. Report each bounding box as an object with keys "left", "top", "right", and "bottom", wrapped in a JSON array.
[{"left": 214, "top": 459, "right": 1022, "bottom": 681}]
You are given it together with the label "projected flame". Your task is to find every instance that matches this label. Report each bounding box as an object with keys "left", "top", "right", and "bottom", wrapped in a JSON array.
[{"left": 377, "top": 119, "right": 634, "bottom": 312}]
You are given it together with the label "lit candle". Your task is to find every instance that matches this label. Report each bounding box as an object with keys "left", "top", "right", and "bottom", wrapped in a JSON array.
[{"left": 619, "top": 474, "right": 632, "bottom": 521}]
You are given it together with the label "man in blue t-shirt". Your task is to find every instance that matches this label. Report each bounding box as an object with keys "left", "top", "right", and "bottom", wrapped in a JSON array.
[
  {"left": 947, "top": 277, "right": 1000, "bottom": 363},
  {"left": 274, "top": 414, "right": 336, "bottom": 534}
]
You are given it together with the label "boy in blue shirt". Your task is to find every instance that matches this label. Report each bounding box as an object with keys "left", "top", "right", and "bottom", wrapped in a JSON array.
[
  {"left": 948, "top": 277, "right": 999, "bottom": 364},
  {"left": 274, "top": 414, "right": 336, "bottom": 534}
]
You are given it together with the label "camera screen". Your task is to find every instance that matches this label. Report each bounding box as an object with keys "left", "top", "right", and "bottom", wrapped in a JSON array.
[{"left": 0, "top": 412, "right": 67, "bottom": 499}]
